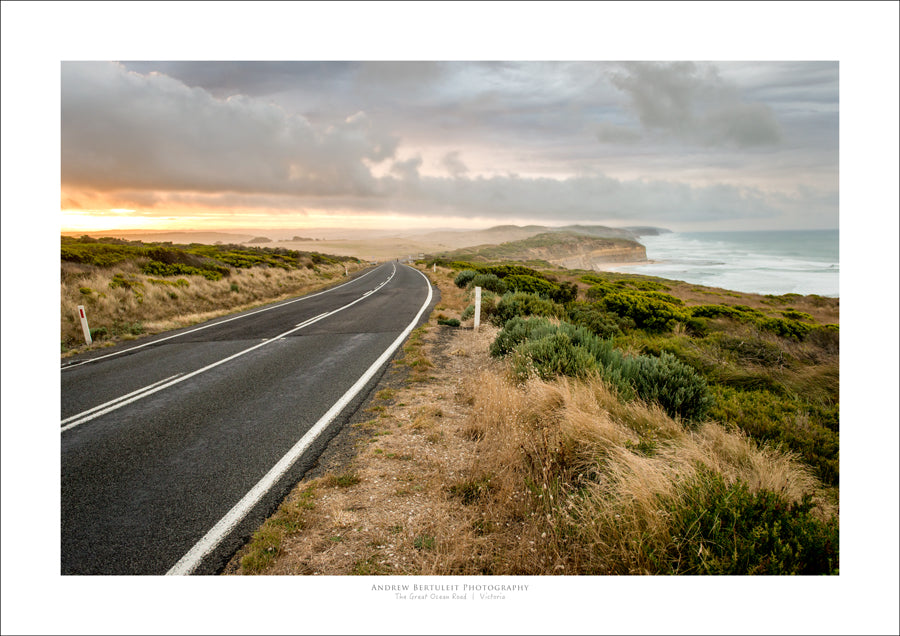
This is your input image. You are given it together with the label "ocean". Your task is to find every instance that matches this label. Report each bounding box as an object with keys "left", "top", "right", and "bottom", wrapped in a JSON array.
[{"left": 608, "top": 229, "right": 839, "bottom": 297}]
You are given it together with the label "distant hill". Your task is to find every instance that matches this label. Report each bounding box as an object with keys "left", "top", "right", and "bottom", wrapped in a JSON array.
[
  {"left": 413, "top": 223, "right": 668, "bottom": 250},
  {"left": 436, "top": 231, "right": 647, "bottom": 269}
]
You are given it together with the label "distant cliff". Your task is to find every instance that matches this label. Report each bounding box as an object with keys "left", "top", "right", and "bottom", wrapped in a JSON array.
[
  {"left": 437, "top": 231, "right": 647, "bottom": 269},
  {"left": 415, "top": 223, "right": 669, "bottom": 249}
]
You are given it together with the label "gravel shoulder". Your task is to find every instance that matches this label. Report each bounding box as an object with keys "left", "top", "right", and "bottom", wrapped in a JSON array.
[{"left": 223, "top": 267, "right": 497, "bottom": 575}]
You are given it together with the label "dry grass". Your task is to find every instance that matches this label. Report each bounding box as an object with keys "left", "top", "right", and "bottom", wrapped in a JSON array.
[
  {"left": 229, "top": 324, "right": 503, "bottom": 575},
  {"left": 60, "top": 260, "right": 358, "bottom": 353},
  {"left": 429, "top": 265, "right": 471, "bottom": 315},
  {"left": 457, "top": 371, "right": 829, "bottom": 574},
  {"left": 227, "top": 263, "right": 833, "bottom": 576}
]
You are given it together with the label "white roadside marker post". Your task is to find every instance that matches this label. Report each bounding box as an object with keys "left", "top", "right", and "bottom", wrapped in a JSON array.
[
  {"left": 474, "top": 286, "right": 481, "bottom": 331},
  {"left": 433, "top": 263, "right": 436, "bottom": 273},
  {"left": 77, "top": 305, "right": 92, "bottom": 345}
]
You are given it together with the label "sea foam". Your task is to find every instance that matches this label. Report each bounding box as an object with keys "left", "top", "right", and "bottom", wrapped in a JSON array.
[{"left": 609, "top": 229, "right": 839, "bottom": 297}]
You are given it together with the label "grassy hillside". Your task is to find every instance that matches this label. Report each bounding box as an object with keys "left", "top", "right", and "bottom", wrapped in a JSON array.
[
  {"left": 443, "top": 259, "right": 839, "bottom": 485},
  {"left": 60, "top": 235, "right": 361, "bottom": 353},
  {"left": 437, "top": 231, "right": 646, "bottom": 265},
  {"left": 443, "top": 260, "right": 839, "bottom": 572},
  {"left": 231, "top": 259, "right": 839, "bottom": 576}
]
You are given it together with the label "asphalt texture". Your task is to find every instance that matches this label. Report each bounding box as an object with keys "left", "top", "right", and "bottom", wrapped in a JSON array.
[{"left": 60, "top": 263, "right": 437, "bottom": 575}]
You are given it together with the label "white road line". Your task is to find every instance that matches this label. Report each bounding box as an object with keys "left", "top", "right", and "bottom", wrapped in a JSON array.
[
  {"left": 61, "top": 373, "right": 184, "bottom": 426},
  {"left": 60, "top": 265, "right": 382, "bottom": 371},
  {"left": 60, "top": 265, "right": 398, "bottom": 433},
  {"left": 296, "top": 312, "right": 328, "bottom": 328},
  {"left": 166, "top": 264, "right": 432, "bottom": 575}
]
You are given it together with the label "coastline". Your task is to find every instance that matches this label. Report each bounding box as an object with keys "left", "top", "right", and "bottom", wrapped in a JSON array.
[{"left": 593, "top": 259, "right": 657, "bottom": 272}]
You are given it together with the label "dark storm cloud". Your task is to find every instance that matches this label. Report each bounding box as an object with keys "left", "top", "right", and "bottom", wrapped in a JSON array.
[{"left": 609, "top": 62, "right": 782, "bottom": 146}]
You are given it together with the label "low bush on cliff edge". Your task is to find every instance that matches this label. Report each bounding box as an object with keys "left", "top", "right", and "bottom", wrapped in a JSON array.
[{"left": 492, "top": 316, "right": 711, "bottom": 423}]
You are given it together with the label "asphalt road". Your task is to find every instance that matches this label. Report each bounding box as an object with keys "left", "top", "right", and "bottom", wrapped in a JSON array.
[{"left": 60, "top": 262, "right": 437, "bottom": 575}]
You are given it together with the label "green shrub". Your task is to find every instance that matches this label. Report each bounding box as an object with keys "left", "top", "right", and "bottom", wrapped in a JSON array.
[
  {"left": 61, "top": 243, "right": 146, "bottom": 267},
  {"left": 731, "top": 304, "right": 766, "bottom": 317},
  {"left": 503, "top": 274, "right": 559, "bottom": 297},
  {"left": 582, "top": 275, "right": 669, "bottom": 293},
  {"left": 490, "top": 316, "right": 553, "bottom": 357},
  {"left": 780, "top": 309, "right": 814, "bottom": 322},
  {"left": 690, "top": 304, "right": 817, "bottom": 342},
  {"left": 483, "top": 265, "right": 549, "bottom": 280},
  {"left": 491, "top": 292, "right": 566, "bottom": 326},
  {"left": 661, "top": 470, "right": 838, "bottom": 575},
  {"left": 513, "top": 332, "right": 599, "bottom": 381},
  {"left": 602, "top": 290, "right": 687, "bottom": 332},
  {"left": 579, "top": 274, "right": 614, "bottom": 286},
  {"left": 126, "top": 321, "right": 145, "bottom": 335},
  {"left": 757, "top": 317, "right": 814, "bottom": 341},
  {"left": 141, "top": 260, "right": 225, "bottom": 281},
  {"left": 108, "top": 273, "right": 144, "bottom": 290},
  {"left": 437, "top": 317, "right": 461, "bottom": 327},
  {"left": 619, "top": 352, "right": 712, "bottom": 423},
  {"left": 454, "top": 269, "right": 478, "bottom": 288},
  {"left": 469, "top": 273, "right": 507, "bottom": 294},
  {"left": 446, "top": 260, "right": 483, "bottom": 272},
  {"left": 689, "top": 304, "right": 742, "bottom": 320},
  {"left": 147, "top": 278, "right": 190, "bottom": 288},
  {"left": 585, "top": 281, "right": 628, "bottom": 300},
  {"left": 709, "top": 386, "right": 839, "bottom": 485},
  {"left": 683, "top": 316, "right": 710, "bottom": 337},
  {"left": 763, "top": 292, "right": 802, "bottom": 305},
  {"left": 642, "top": 291, "right": 684, "bottom": 306},
  {"left": 310, "top": 252, "right": 335, "bottom": 265},
  {"left": 567, "top": 302, "right": 626, "bottom": 338},
  {"left": 492, "top": 317, "right": 710, "bottom": 422},
  {"left": 549, "top": 281, "right": 578, "bottom": 304}
]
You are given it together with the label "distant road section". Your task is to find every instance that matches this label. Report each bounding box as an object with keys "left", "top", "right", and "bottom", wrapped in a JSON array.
[{"left": 61, "top": 263, "right": 436, "bottom": 575}]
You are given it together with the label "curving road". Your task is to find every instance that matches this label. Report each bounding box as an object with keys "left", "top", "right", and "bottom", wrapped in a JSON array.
[{"left": 60, "top": 262, "right": 437, "bottom": 575}]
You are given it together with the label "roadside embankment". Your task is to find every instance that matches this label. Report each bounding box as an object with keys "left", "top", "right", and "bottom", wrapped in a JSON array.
[{"left": 226, "top": 263, "right": 838, "bottom": 575}]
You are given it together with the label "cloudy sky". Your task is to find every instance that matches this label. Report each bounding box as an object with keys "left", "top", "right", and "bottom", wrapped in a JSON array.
[{"left": 61, "top": 58, "right": 839, "bottom": 233}]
